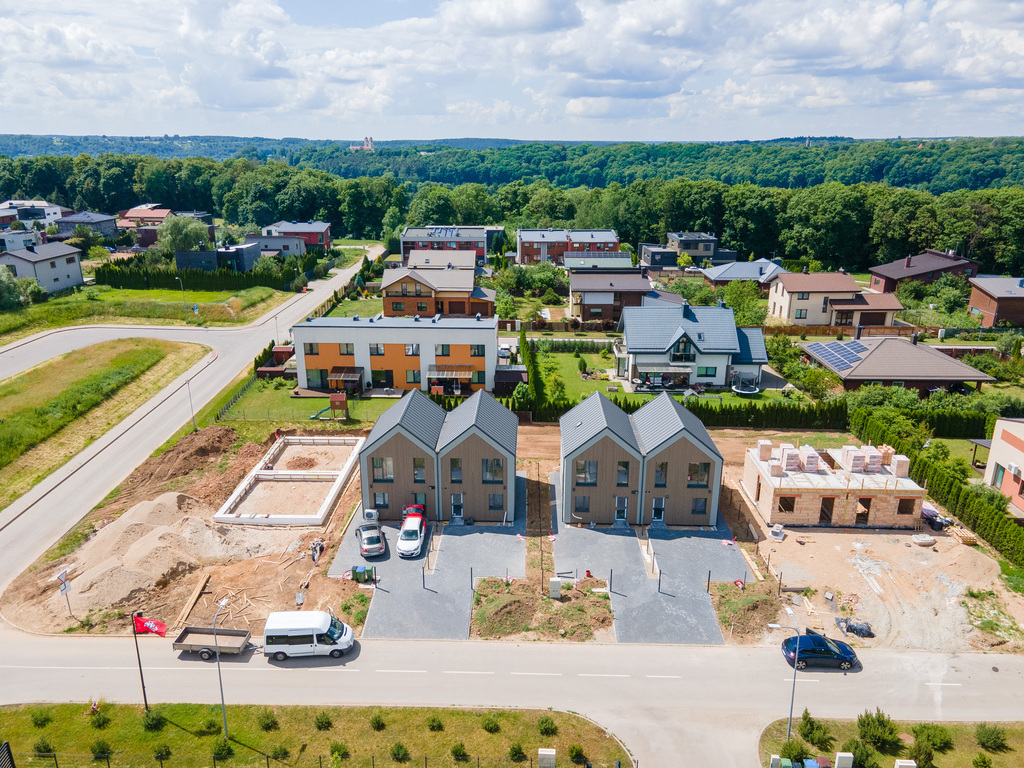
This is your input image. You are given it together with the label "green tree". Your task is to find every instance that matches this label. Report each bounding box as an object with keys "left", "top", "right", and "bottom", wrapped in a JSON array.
[
  {"left": 0, "top": 265, "right": 29, "bottom": 309},
  {"left": 155, "top": 215, "right": 212, "bottom": 256},
  {"left": 495, "top": 290, "right": 516, "bottom": 319},
  {"left": 722, "top": 280, "right": 768, "bottom": 326},
  {"left": 67, "top": 224, "right": 103, "bottom": 254},
  {"left": 408, "top": 185, "right": 458, "bottom": 225},
  {"left": 676, "top": 254, "right": 693, "bottom": 268}
]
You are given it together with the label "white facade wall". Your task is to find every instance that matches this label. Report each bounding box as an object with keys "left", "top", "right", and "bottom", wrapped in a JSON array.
[
  {"left": 0, "top": 252, "right": 84, "bottom": 292},
  {"left": 769, "top": 282, "right": 859, "bottom": 324},
  {"left": 0, "top": 230, "right": 43, "bottom": 251}
]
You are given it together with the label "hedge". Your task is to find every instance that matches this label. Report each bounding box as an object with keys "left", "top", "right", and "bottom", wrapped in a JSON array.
[
  {"left": 95, "top": 265, "right": 296, "bottom": 292},
  {"left": 253, "top": 341, "right": 276, "bottom": 373}
]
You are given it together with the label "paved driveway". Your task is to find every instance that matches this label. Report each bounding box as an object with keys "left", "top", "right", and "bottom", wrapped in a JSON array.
[
  {"left": 333, "top": 475, "right": 527, "bottom": 639},
  {"left": 649, "top": 523, "right": 752, "bottom": 590},
  {"left": 551, "top": 471, "right": 725, "bottom": 645}
]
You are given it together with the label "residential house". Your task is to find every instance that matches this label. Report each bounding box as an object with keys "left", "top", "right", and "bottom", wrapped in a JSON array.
[
  {"left": 516, "top": 229, "right": 620, "bottom": 265},
  {"left": 968, "top": 278, "right": 1024, "bottom": 328},
  {"left": 117, "top": 204, "right": 174, "bottom": 230},
  {"left": 742, "top": 440, "right": 923, "bottom": 528},
  {"left": 665, "top": 232, "right": 737, "bottom": 266},
  {"left": 869, "top": 250, "right": 979, "bottom": 293},
  {"left": 359, "top": 389, "right": 518, "bottom": 522},
  {"left": 136, "top": 226, "right": 160, "bottom": 249},
  {"left": 559, "top": 392, "right": 723, "bottom": 526},
  {"left": 400, "top": 226, "right": 486, "bottom": 260},
  {"left": 55, "top": 212, "right": 118, "bottom": 238},
  {"left": 0, "top": 228, "right": 44, "bottom": 252},
  {"left": 983, "top": 418, "right": 1024, "bottom": 519},
  {"left": 175, "top": 242, "right": 261, "bottom": 272},
  {"left": 800, "top": 336, "right": 994, "bottom": 396},
  {"left": 0, "top": 243, "right": 83, "bottom": 292},
  {"left": 569, "top": 271, "right": 651, "bottom": 322},
  {"left": 263, "top": 221, "right": 332, "bottom": 252},
  {"left": 406, "top": 250, "right": 482, "bottom": 273},
  {"left": 292, "top": 313, "right": 498, "bottom": 394},
  {"left": 0, "top": 199, "right": 67, "bottom": 227},
  {"left": 563, "top": 254, "right": 638, "bottom": 274},
  {"left": 174, "top": 211, "right": 216, "bottom": 241},
  {"left": 615, "top": 300, "right": 767, "bottom": 389},
  {"left": 639, "top": 243, "right": 680, "bottom": 271},
  {"left": 381, "top": 265, "right": 496, "bottom": 317},
  {"left": 769, "top": 272, "right": 901, "bottom": 326},
  {"left": 701, "top": 258, "right": 787, "bottom": 289},
  {"left": 244, "top": 234, "right": 307, "bottom": 257}
]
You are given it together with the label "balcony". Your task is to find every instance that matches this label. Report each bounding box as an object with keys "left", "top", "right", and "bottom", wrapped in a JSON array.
[{"left": 671, "top": 352, "right": 696, "bottom": 363}]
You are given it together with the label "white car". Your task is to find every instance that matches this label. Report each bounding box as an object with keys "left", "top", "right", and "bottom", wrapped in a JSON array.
[
  {"left": 396, "top": 509, "right": 427, "bottom": 558},
  {"left": 498, "top": 344, "right": 512, "bottom": 358}
]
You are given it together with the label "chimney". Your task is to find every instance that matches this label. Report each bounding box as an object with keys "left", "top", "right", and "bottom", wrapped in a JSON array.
[
  {"left": 26, "top": 244, "right": 35, "bottom": 253},
  {"left": 905, "top": 255, "right": 912, "bottom": 267},
  {"left": 802, "top": 265, "right": 809, "bottom": 274},
  {"left": 1019, "top": 279, "right": 1024, "bottom": 289},
  {"left": 911, "top": 333, "right": 918, "bottom": 345},
  {"left": 718, "top": 299, "right": 726, "bottom": 308}
]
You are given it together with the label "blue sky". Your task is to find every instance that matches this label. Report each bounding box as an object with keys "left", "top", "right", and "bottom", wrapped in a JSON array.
[{"left": 3, "top": 0, "right": 1024, "bottom": 142}]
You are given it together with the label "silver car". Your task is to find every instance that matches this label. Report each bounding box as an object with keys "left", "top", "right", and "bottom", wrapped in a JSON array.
[{"left": 354, "top": 522, "right": 386, "bottom": 557}]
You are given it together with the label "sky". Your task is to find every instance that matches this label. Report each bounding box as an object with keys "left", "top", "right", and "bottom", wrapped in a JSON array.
[{"left": 3, "top": 0, "right": 1024, "bottom": 143}]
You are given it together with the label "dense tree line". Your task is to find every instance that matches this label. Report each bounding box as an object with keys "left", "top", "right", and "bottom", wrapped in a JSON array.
[{"left": 4, "top": 151, "right": 1024, "bottom": 273}]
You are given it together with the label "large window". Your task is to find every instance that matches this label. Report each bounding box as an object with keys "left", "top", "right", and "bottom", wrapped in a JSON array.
[
  {"left": 691, "top": 498, "right": 707, "bottom": 516},
  {"left": 371, "top": 457, "right": 393, "bottom": 482},
  {"left": 373, "top": 492, "right": 389, "bottom": 508},
  {"left": 406, "top": 343, "right": 420, "bottom": 356},
  {"left": 796, "top": 292, "right": 809, "bottom": 300},
  {"left": 777, "top": 496, "right": 795, "bottom": 514},
  {"left": 488, "top": 493, "right": 503, "bottom": 510},
  {"left": 574, "top": 495, "right": 590, "bottom": 514},
  {"left": 413, "top": 492, "right": 426, "bottom": 506},
  {"left": 795, "top": 309, "right": 807, "bottom": 319},
  {"left": 471, "top": 371, "right": 486, "bottom": 384},
  {"left": 617, "top": 460, "right": 629, "bottom": 486},
  {"left": 994, "top": 464, "right": 1006, "bottom": 488},
  {"left": 482, "top": 458, "right": 504, "bottom": 483},
  {"left": 897, "top": 498, "right": 916, "bottom": 515},
  {"left": 450, "top": 458, "right": 462, "bottom": 483},
  {"left": 413, "top": 457, "right": 425, "bottom": 483},
  {"left": 339, "top": 343, "right": 354, "bottom": 355},
  {"left": 435, "top": 344, "right": 450, "bottom": 357},
  {"left": 470, "top": 344, "right": 485, "bottom": 357},
  {"left": 687, "top": 462, "right": 710, "bottom": 488},
  {"left": 417, "top": 302, "right": 428, "bottom": 312},
  {"left": 696, "top": 367, "right": 717, "bottom": 378},
  {"left": 406, "top": 369, "right": 421, "bottom": 384},
  {"left": 393, "top": 301, "right": 405, "bottom": 312},
  {"left": 654, "top": 462, "right": 667, "bottom": 487},
  {"left": 303, "top": 342, "right": 319, "bottom": 355},
  {"left": 575, "top": 460, "right": 598, "bottom": 485},
  {"left": 369, "top": 343, "right": 385, "bottom": 356}
]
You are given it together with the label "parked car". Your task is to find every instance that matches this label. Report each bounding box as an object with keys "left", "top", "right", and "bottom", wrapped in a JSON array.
[
  {"left": 498, "top": 344, "right": 511, "bottom": 358},
  {"left": 354, "top": 522, "right": 386, "bottom": 557},
  {"left": 781, "top": 629, "right": 858, "bottom": 670},
  {"left": 396, "top": 506, "right": 427, "bottom": 558},
  {"left": 263, "top": 610, "right": 353, "bottom": 660}
]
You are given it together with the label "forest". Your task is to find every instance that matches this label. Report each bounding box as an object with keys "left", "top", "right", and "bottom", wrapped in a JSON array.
[{"left": 2, "top": 148, "right": 1024, "bottom": 274}]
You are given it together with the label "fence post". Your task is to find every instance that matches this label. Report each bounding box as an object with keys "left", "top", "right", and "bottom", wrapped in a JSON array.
[
  {"left": 706, "top": 570, "right": 711, "bottom": 593},
  {"left": 53, "top": 754, "right": 59, "bottom": 768},
  {"left": 267, "top": 755, "right": 271, "bottom": 768},
  {"left": 609, "top": 568, "right": 613, "bottom": 594}
]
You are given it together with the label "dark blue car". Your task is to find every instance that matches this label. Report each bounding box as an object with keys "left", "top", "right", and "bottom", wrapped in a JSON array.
[{"left": 782, "top": 630, "right": 858, "bottom": 670}]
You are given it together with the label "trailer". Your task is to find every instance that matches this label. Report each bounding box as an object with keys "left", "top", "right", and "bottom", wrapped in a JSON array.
[{"left": 172, "top": 626, "right": 252, "bottom": 660}]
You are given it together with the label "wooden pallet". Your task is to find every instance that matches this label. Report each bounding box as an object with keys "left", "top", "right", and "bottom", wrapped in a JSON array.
[{"left": 947, "top": 525, "right": 978, "bottom": 545}]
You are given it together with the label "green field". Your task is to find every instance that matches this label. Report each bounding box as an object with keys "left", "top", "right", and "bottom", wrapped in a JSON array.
[
  {"left": 326, "top": 297, "right": 384, "bottom": 318},
  {"left": 221, "top": 379, "right": 395, "bottom": 430}
]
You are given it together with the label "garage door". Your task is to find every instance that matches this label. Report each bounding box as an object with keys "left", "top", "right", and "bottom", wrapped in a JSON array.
[{"left": 860, "top": 312, "right": 886, "bottom": 325}]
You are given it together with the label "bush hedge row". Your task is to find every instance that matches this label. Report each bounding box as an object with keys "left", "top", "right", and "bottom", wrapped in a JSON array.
[{"left": 95, "top": 265, "right": 297, "bottom": 292}]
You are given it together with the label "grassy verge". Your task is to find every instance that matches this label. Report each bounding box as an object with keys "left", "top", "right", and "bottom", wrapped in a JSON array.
[
  {"left": 1, "top": 703, "right": 628, "bottom": 766},
  {"left": 761, "top": 716, "right": 1022, "bottom": 768},
  {"left": 711, "top": 579, "right": 780, "bottom": 639},
  {"left": 0, "top": 339, "right": 208, "bottom": 511},
  {"left": 222, "top": 379, "right": 394, "bottom": 431}
]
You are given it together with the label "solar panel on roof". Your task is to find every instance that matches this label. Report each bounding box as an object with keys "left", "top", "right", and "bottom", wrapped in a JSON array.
[
  {"left": 847, "top": 341, "right": 868, "bottom": 353},
  {"left": 833, "top": 361, "right": 852, "bottom": 371}
]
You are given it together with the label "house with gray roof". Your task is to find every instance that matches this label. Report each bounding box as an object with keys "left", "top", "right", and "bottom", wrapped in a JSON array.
[
  {"left": 701, "top": 258, "right": 787, "bottom": 289},
  {"left": 0, "top": 242, "right": 83, "bottom": 293},
  {"left": 615, "top": 301, "right": 768, "bottom": 389},
  {"left": 559, "top": 392, "right": 722, "bottom": 526},
  {"left": 563, "top": 254, "right": 637, "bottom": 273},
  {"left": 968, "top": 277, "right": 1024, "bottom": 328},
  {"left": 381, "top": 265, "right": 496, "bottom": 317},
  {"left": 666, "top": 232, "right": 737, "bottom": 267},
  {"left": 55, "top": 211, "right": 118, "bottom": 238},
  {"left": 569, "top": 271, "right": 652, "bottom": 322},
  {"left": 359, "top": 389, "right": 518, "bottom": 522}
]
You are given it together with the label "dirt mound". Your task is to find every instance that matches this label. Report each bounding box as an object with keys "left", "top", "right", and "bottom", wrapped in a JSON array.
[{"left": 285, "top": 456, "right": 317, "bottom": 470}]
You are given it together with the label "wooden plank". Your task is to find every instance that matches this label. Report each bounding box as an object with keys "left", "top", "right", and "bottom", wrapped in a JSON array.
[{"left": 172, "top": 573, "right": 210, "bottom": 630}]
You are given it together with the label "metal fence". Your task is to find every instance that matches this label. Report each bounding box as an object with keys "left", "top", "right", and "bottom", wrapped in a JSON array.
[
  {"left": 215, "top": 375, "right": 259, "bottom": 422},
  {"left": 13, "top": 753, "right": 630, "bottom": 768}
]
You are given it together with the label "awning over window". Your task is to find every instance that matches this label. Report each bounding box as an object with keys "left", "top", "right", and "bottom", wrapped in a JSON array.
[
  {"left": 429, "top": 364, "right": 475, "bottom": 379},
  {"left": 328, "top": 366, "right": 363, "bottom": 382},
  {"left": 637, "top": 364, "right": 693, "bottom": 374}
]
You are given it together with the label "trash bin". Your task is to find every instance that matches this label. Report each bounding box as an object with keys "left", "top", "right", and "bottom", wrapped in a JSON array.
[{"left": 353, "top": 566, "right": 375, "bottom": 583}]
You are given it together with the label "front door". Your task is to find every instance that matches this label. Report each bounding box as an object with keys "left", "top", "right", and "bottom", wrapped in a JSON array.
[
  {"left": 372, "top": 369, "right": 393, "bottom": 389},
  {"left": 615, "top": 497, "right": 627, "bottom": 521},
  {"left": 451, "top": 493, "right": 464, "bottom": 519},
  {"left": 652, "top": 497, "right": 665, "bottom": 522}
]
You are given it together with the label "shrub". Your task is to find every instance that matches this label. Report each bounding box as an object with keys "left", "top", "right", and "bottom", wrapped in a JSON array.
[
  {"left": 271, "top": 746, "right": 290, "bottom": 760},
  {"left": 212, "top": 738, "right": 234, "bottom": 759},
  {"left": 201, "top": 717, "right": 219, "bottom": 735},
  {"left": 907, "top": 740, "right": 935, "bottom": 768},
  {"left": 370, "top": 713, "right": 386, "bottom": 731},
  {"left": 567, "top": 744, "right": 585, "bottom": 764},
  {"left": 976, "top": 722, "right": 1007, "bottom": 751},
  {"left": 426, "top": 715, "right": 444, "bottom": 732},
  {"left": 537, "top": 716, "right": 558, "bottom": 736},
  {"left": 798, "top": 709, "right": 832, "bottom": 749},
  {"left": 329, "top": 741, "right": 350, "bottom": 759},
  {"left": 912, "top": 723, "right": 953, "bottom": 752},
  {"left": 142, "top": 710, "right": 166, "bottom": 732},
  {"left": 90, "top": 710, "right": 111, "bottom": 729},
  {"left": 31, "top": 709, "right": 52, "bottom": 728},
  {"left": 973, "top": 753, "right": 994, "bottom": 768},
  {"left": 154, "top": 744, "right": 172, "bottom": 761},
  {"left": 389, "top": 742, "right": 409, "bottom": 762},
  {"left": 541, "top": 288, "right": 562, "bottom": 305},
  {"left": 258, "top": 709, "right": 279, "bottom": 731},
  {"left": 314, "top": 711, "right": 333, "bottom": 731},
  {"left": 840, "top": 738, "right": 880, "bottom": 768},
  {"left": 450, "top": 742, "right": 468, "bottom": 762},
  {"left": 857, "top": 708, "right": 900, "bottom": 750},
  {"left": 91, "top": 739, "right": 113, "bottom": 760},
  {"left": 481, "top": 713, "right": 500, "bottom": 733},
  {"left": 509, "top": 742, "right": 526, "bottom": 762},
  {"left": 779, "top": 740, "right": 811, "bottom": 761},
  {"left": 33, "top": 737, "right": 54, "bottom": 756}
]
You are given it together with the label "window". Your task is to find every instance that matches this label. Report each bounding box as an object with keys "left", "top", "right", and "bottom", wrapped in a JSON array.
[
  {"left": 615, "top": 497, "right": 628, "bottom": 520},
  {"left": 575, "top": 460, "right": 598, "bottom": 485},
  {"left": 339, "top": 343, "right": 354, "bottom": 355},
  {"left": 482, "top": 458, "right": 504, "bottom": 483},
  {"left": 369, "top": 343, "right": 385, "bottom": 356},
  {"left": 696, "top": 367, "right": 717, "bottom": 377},
  {"left": 652, "top": 497, "right": 665, "bottom": 521},
  {"left": 966, "top": 268, "right": 974, "bottom": 276},
  {"left": 303, "top": 343, "right": 319, "bottom": 355},
  {"left": 470, "top": 344, "right": 485, "bottom": 357},
  {"left": 777, "top": 496, "right": 795, "bottom": 514},
  {"left": 371, "top": 457, "right": 393, "bottom": 482},
  {"left": 65, "top": 256, "right": 76, "bottom": 264},
  {"left": 406, "top": 370, "right": 421, "bottom": 384},
  {"left": 821, "top": 297, "right": 829, "bottom": 313},
  {"left": 574, "top": 495, "right": 590, "bottom": 514},
  {"left": 691, "top": 497, "right": 707, "bottom": 516},
  {"left": 654, "top": 462, "right": 667, "bottom": 487},
  {"left": 401, "top": 283, "right": 408, "bottom": 296},
  {"left": 451, "top": 493, "right": 464, "bottom": 517},
  {"left": 417, "top": 302, "right": 428, "bottom": 312},
  {"left": 488, "top": 493, "right": 503, "bottom": 510},
  {"left": 796, "top": 292, "right": 809, "bottom": 300},
  {"left": 406, "top": 343, "right": 420, "bottom": 356},
  {"left": 471, "top": 371, "right": 486, "bottom": 384},
  {"left": 435, "top": 344, "right": 449, "bottom": 357},
  {"left": 590, "top": 307, "right": 603, "bottom": 316},
  {"left": 393, "top": 301, "right": 405, "bottom": 311},
  {"left": 49, "top": 260, "right": 56, "bottom": 268},
  {"left": 687, "top": 462, "right": 710, "bottom": 488},
  {"left": 994, "top": 464, "right": 1005, "bottom": 488},
  {"left": 413, "top": 457, "right": 425, "bottom": 483},
  {"left": 415, "top": 284, "right": 422, "bottom": 296},
  {"left": 892, "top": 381, "right": 904, "bottom": 388},
  {"left": 617, "top": 460, "right": 629, "bottom": 486},
  {"left": 897, "top": 498, "right": 916, "bottom": 515},
  {"left": 450, "top": 458, "right": 462, "bottom": 483},
  {"left": 413, "top": 492, "right": 427, "bottom": 506},
  {"left": 795, "top": 309, "right": 807, "bottom": 319},
  {"left": 373, "top": 492, "right": 389, "bottom": 508}
]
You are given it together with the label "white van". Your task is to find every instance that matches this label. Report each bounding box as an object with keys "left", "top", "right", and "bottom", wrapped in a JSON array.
[{"left": 263, "top": 610, "right": 354, "bottom": 660}]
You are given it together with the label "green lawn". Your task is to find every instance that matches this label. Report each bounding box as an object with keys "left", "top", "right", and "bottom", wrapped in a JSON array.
[
  {"left": 326, "top": 297, "right": 384, "bottom": 318},
  {"left": 334, "top": 238, "right": 382, "bottom": 246},
  {"left": 937, "top": 437, "right": 989, "bottom": 468},
  {"left": 223, "top": 379, "right": 395, "bottom": 428}
]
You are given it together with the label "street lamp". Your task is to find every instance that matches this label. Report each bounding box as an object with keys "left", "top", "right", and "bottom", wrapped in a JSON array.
[
  {"left": 769, "top": 606, "right": 800, "bottom": 742},
  {"left": 212, "top": 598, "right": 230, "bottom": 739},
  {"left": 186, "top": 379, "right": 198, "bottom": 432},
  {"left": 175, "top": 277, "right": 188, "bottom": 325}
]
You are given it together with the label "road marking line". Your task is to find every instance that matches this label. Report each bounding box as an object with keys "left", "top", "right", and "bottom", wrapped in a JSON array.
[
  {"left": 579, "top": 673, "right": 629, "bottom": 678},
  {"left": 376, "top": 669, "right": 427, "bottom": 674},
  {"left": 784, "top": 679, "right": 820, "bottom": 683},
  {"left": 511, "top": 672, "right": 562, "bottom": 676},
  {"left": 646, "top": 675, "right": 682, "bottom": 679},
  {"left": 443, "top": 670, "right": 494, "bottom": 675},
  {"left": 925, "top": 682, "right": 962, "bottom": 686}
]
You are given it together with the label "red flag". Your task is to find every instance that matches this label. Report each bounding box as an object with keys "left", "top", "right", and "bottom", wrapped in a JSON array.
[{"left": 134, "top": 616, "right": 167, "bottom": 637}]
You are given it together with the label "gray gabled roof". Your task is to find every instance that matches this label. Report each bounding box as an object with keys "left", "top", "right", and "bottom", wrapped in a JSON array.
[
  {"left": 436, "top": 390, "right": 518, "bottom": 456},
  {"left": 4, "top": 242, "right": 80, "bottom": 263},
  {"left": 701, "top": 258, "right": 787, "bottom": 285},
  {"left": 620, "top": 303, "right": 742, "bottom": 355},
  {"left": 734, "top": 327, "right": 769, "bottom": 364},
  {"left": 630, "top": 393, "right": 722, "bottom": 459},
  {"left": 560, "top": 392, "right": 640, "bottom": 458},
  {"left": 364, "top": 389, "right": 447, "bottom": 453}
]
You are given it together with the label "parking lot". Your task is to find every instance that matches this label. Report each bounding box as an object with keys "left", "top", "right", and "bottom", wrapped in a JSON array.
[{"left": 331, "top": 475, "right": 527, "bottom": 640}]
